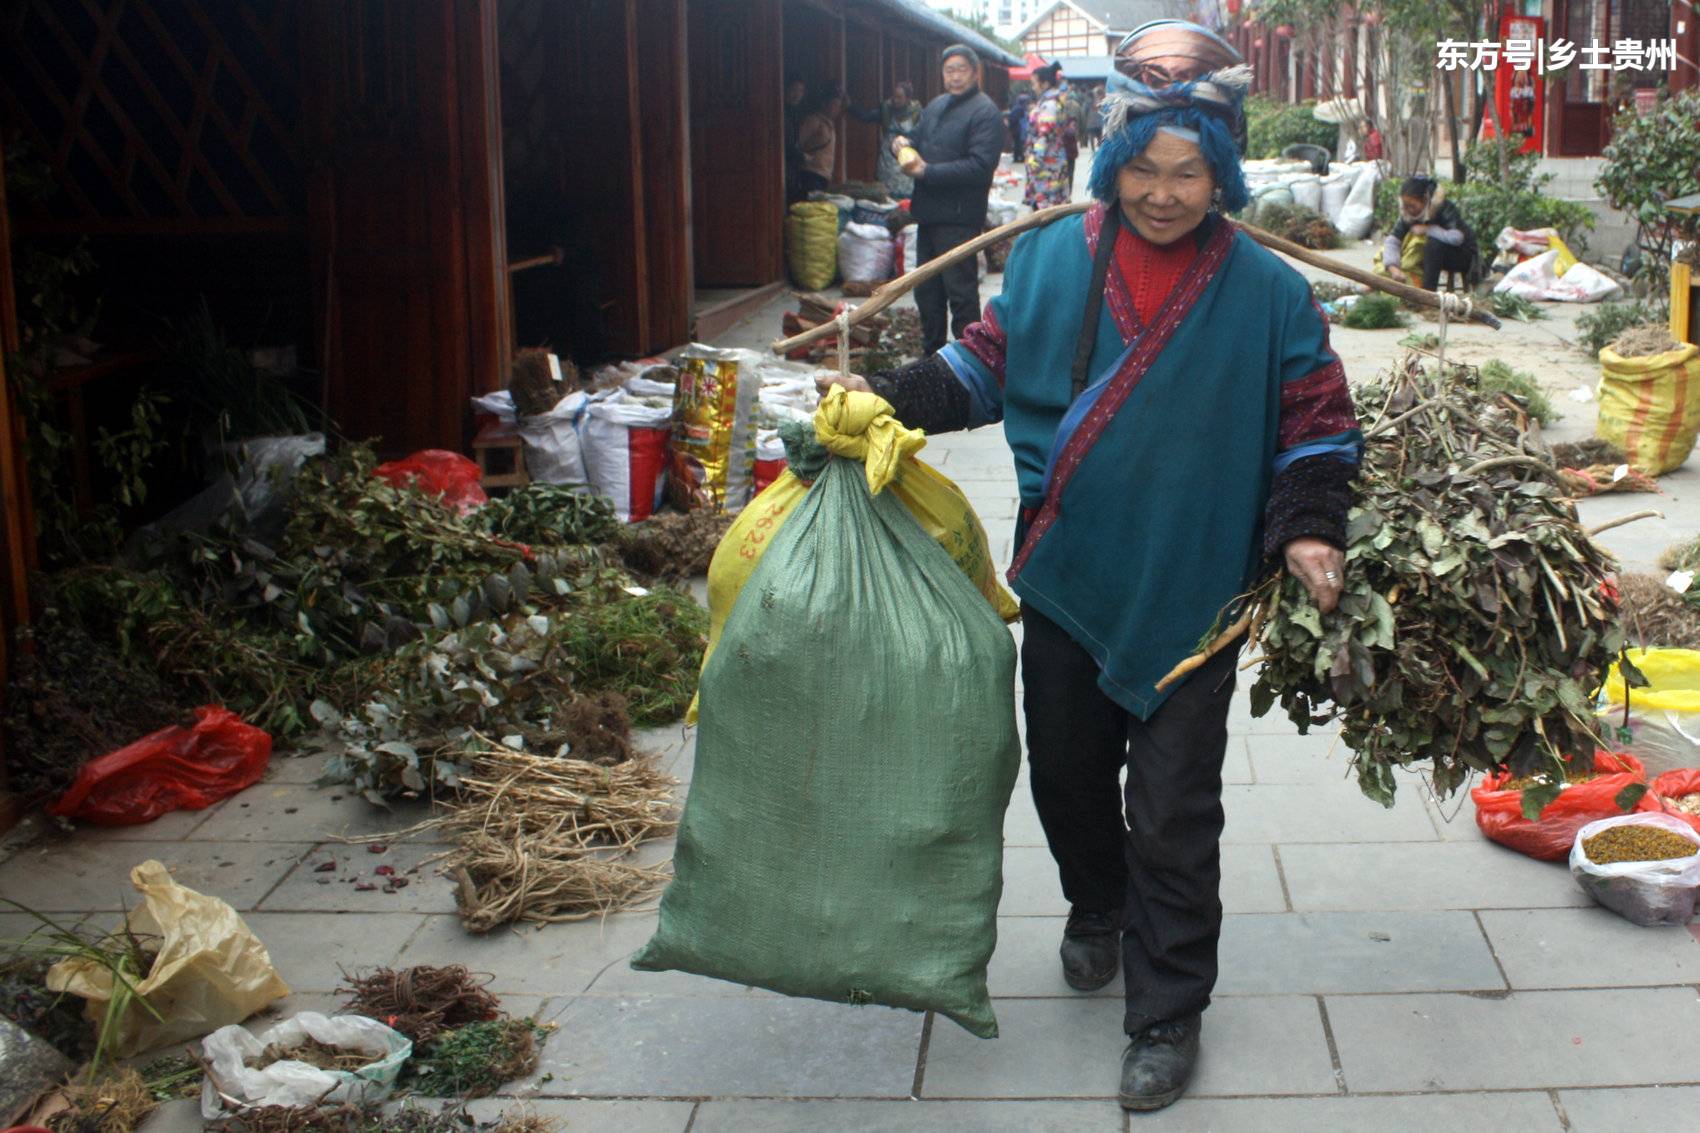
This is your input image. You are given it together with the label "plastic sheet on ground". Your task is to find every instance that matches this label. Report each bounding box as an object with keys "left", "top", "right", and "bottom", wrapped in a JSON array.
[{"left": 200, "top": 1011, "right": 411, "bottom": 1117}]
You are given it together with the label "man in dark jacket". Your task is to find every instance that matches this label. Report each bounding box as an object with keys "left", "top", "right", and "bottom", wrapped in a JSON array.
[{"left": 894, "top": 44, "right": 1005, "bottom": 355}]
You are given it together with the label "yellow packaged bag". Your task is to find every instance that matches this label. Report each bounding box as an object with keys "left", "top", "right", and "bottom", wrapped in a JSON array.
[
  {"left": 670, "top": 345, "right": 757, "bottom": 513},
  {"left": 46, "top": 860, "right": 290, "bottom": 1057},
  {"left": 1596, "top": 342, "right": 1700, "bottom": 475},
  {"left": 1550, "top": 233, "right": 1580, "bottom": 276},
  {"left": 687, "top": 390, "right": 1020, "bottom": 722},
  {"left": 1599, "top": 648, "right": 1700, "bottom": 777}
]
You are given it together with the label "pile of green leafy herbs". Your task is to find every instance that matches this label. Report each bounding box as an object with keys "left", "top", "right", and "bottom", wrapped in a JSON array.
[
  {"left": 1251, "top": 202, "right": 1340, "bottom": 250},
  {"left": 1245, "top": 355, "right": 1623, "bottom": 811},
  {"left": 1488, "top": 291, "right": 1549, "bottom": 323},
  {"left": 1338, "top": 294, "right": 1408, "bottom": 330},
  {"left": 1477, "top": 359, "right": 1557, "bottom": 426},
  {"left": 8, "top": 445, "right": 706, "bottom": 803},
  {"left": 401, "top": 1017, "right": 547, "bottom": 1099}
]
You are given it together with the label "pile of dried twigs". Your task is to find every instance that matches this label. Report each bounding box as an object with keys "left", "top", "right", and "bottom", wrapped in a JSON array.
[
  {"left": 436, "top": 743, "right": 678, "bottom": 932},
  {"left": 337, "top": 964, "right": 501, "bottom": 1044}
]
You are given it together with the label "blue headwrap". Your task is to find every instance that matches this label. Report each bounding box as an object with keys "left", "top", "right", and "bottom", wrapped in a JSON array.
[{"left": 1089, "top": 19, "right": 1252, "bottom": 214}]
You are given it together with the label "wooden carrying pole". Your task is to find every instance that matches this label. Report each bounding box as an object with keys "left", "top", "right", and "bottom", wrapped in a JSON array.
[{"left": 771, "top": 201, "right": 1501, "bottom": 356}]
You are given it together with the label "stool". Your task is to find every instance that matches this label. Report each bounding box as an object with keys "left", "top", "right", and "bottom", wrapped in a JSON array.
[{"left": 471, "top": 420, "right": 529, "bottom": 490}]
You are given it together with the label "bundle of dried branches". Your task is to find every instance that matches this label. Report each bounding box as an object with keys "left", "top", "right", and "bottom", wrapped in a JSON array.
[
  {"left": 336, "top": 964, "right": 501, "bottom": 1044},
  {"left": 438, "top": 745, "right": 678, "bottom": 932}
]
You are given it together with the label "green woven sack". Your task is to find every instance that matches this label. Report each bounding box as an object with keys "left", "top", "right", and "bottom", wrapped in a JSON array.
[
  {"left": 631, "top": 452, "right": 1020, "bottom": 1037},
  {"left": 786, "top": 200, "right": 840, "bottom": 291}
]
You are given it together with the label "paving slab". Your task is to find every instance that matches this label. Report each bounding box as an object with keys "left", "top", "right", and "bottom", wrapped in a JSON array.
[
  {"left": 67, "top": 801, "right": 227, "bottom": 842},
  {"left": 395, "top": 911, "right": 666, "bottom": 998},
  {"left": 188, "top": 783, "right": 451, "bottom": 844},
  {"left": 1001, "top": 791, "right": 1049, "bottom": 847},
  {"left": 1242, "top": 731, "right": 1357, "bottom": 785},
  {"left": 257, "top": 841, "right": 458, "bottom": 914},
  {"left": 922, "top": 996, "right": 1336, "bottom": 1099},
  {"left": 692, "top": 1099, "right": 1122, "bottom": 1130},
  {"left": 1559, "top": 1086, "right": 1700, "bottom": 1131},
  {"left": 997, "top": 843, "right": 1287, "bottom": 917},
  {"left": 984, "top": 917, "right": 1118, "bottom": 999},
  {"left": 1479, "top": 908, "right": 1700, "bottom": 989},
  {"left": 464, "top": 1096, "right": 694, "bottom": 1132},
  {"left": 0, "top": 840, "right": 310, "bottom": 912},
  {"left": 263, "top": 751, "right": 333, "bottom": 785},
  {"left": 241, "top": 911, "right": 429, "bottom": 991},
  {"left": 523, "top": 995, "right": 924, "bottom": 1098},
  {"left": 1327, "top": 987, "right": 1700, "bottom": 1091},
  {"left": 1221, "top": 780, "right": 1438, "bottom": 844},
  {"left": 1216, "top": 911, "right": 1504, "bottom": 995},
  {"left": 1069, "top": 1092, "right": 1563, "bottom": 1131},
  {"left": 1278, "top": 839, "right": 1590, "bottom": 911}
]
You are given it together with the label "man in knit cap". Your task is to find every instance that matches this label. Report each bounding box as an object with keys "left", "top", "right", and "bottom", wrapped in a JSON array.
[{"left": 823, "top": 20, "right": 1360, "bottom": 1109}]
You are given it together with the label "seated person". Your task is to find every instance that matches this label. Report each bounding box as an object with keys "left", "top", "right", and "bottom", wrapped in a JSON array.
[{"left": 1380, "top": 176, "right": 1476, "bottom": 290}]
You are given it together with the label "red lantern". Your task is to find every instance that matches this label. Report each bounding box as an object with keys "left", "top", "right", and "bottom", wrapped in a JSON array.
[
  {"left": 1253, "top": 37, "right": 1265, "bottom": 50},
  {"left": 1276, "top": 24, "right": 1294, "bottom": 38}
]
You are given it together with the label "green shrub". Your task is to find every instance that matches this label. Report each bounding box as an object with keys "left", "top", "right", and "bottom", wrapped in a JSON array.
[
  {"left": 1597, "top": 89, "right": 1700, "bottom": 227},
  {"left": 1477, "top": 359, "right": 1556, "bottom": 425},
  {"left": 1244, "top": 96, "right": 1338, "bottom": 159},
  {"left": 1574, "top": 299, "right": 1670, "bottom": 356},
  {"left": 1453, "top": 181, "right": 1595, "bottom": 256}
]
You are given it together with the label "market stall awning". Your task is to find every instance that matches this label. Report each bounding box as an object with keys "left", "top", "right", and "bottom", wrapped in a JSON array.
[
  {"left": 1009, "top": 52, "right": 1047, "bottom": 81},
  {"left": 1051, "top": 55, "right": 1116, "bottom": 83}
]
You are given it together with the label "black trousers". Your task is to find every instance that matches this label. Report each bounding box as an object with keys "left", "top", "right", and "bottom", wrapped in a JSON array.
[
  {"left": 915, "top": 223, "right": 983, "bottom": 355},
  {"left": 1421, "top": 237, "right": 1475, "bottom": 291},
  {"left": 1021, "top": 604, "right": 1238, "bottom": 1034}
]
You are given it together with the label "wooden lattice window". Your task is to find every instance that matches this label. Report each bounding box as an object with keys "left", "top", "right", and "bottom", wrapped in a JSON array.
[{"left": 0, "top": 0, "right": 303, "bottom": 233}]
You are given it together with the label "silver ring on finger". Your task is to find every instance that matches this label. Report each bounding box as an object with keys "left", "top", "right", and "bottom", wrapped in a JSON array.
[{"left": 1322, "top": 570, "right": 1339, "bottom": 582}]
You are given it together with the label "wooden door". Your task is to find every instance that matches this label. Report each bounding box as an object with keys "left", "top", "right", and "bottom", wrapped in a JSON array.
[
  {"left": 1553, "top": 0, "right": 1610, "bottom": 156},
  {"left": 302, "top": 0, "right": 506, "bottom": 455},
  {"left": 845, "top": 22, "right": 882, "bottom": 185},
  {"left": 636, "top": 0, "right": 691, "bottom": 350},
  {"left": 690, "top": 0, "right": 783, "bottom": 287}
]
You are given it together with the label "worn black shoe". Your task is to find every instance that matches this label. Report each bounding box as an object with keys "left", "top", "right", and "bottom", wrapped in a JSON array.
[
  {"left": 1118, "top": 1014, "right": 1202, "bottom": 1111},
  {"left": 1059, "top": 906, "right": 1120, "bottom": 991}
]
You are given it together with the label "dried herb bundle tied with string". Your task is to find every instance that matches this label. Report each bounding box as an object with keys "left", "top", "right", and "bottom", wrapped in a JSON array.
[{"left": 1238, "top": 357, "right": 1625, "bottom": 807}]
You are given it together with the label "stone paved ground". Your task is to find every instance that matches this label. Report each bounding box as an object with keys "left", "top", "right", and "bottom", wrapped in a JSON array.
[{"left": 8, "top": 177, "right": 1700, "bottom": 1132}]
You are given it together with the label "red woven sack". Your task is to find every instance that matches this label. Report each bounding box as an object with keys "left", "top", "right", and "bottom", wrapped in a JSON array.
[
  {"left": 1471, "top": 750, "right": 1647, "bottom": 861},
  {"left": 48, "top": 706, "right": 271, "bottom": 826}
]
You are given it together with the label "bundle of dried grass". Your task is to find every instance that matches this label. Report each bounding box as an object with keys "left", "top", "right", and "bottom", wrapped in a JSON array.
[
  {"left": 1550, "top": 438, "right": 1627, "bottom": 469},
  {"left": 1610, "top": 323, "right": 1680, "bottom": 357},
  {"left": 616, "top": 510, "right": 735, "bottom": 580},
  {"left": 1558, "top": 464, "right": 1659, "bottom": 496},
  {"left": 337, "top": 964, "right": 502, "bottom": 1044},
  {"left": 1617, "top": 572, "right": 1700, "bottom": 649},
  {"left": 441, "top": 745, "right": 678, "bottom": 932},
  {"left": 44, "top": 1070, "right": 156, "bottom": 1133},
  {"left": 509, "top": 349, "right": 574, "bottom": 419}
]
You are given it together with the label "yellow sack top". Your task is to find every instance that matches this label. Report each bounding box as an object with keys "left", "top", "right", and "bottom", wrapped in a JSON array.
[
  {"left": 1600, "top": 341, "right": 1700, "bottom": 375},
  {"left": 1601, "top": 647, "right": 1700, "bottom": 713},
  {"left": 815, "top": 386, "right": 926, "bottom": 496}
]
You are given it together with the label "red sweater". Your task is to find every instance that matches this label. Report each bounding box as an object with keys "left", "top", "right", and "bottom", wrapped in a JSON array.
[{"left": 1114, "top": 222, "right": 1200, "bottom": 325}]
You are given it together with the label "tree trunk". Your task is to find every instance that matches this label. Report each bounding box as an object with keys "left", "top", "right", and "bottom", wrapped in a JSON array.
[{"left": 1442, "top": 68, "right": 1463, "bottom": 183}]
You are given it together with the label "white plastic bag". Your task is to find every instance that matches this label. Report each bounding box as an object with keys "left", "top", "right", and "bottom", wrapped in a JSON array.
[
  {"left": 1290, "top": 175, "right": 1323, "bottom": 212},
  {"left": 200, "top": 1011, "right": 411, "bottom": 1118},
  {"left": 837, "top": 221, "right": 894, "bottom": 283},
  {"left": 900, "top": 224, "right": 918, "bottom": 274},
  {"left": 470, "top": 390, "right": 591, "bottom": 487},
  {"left": 1496, "top": 250, "right": 1622, "bottom": 303},
  {"left": 1335, "top": 165, "right": 1377, "bottom": 240},
  {"left": 1569, "top": 813, "right": 1700, "bottom": 927},
  {"left": 1320, "top": 174, "right": 1352, "bottom": 225}
]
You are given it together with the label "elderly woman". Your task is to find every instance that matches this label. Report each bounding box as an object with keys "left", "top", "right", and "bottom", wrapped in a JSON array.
[
  {"left": 821, "top": 20, "right": 1361, "bottom": 1110},
  {"left": 796, "top": 85, "right": 846, "bottom": 197},
  {"left": 1024, "top": 63, "right": 1072, "bottom": 208}
]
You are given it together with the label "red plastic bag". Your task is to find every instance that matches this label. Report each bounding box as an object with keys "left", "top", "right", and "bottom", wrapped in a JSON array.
[
  {"left": 753, "top": 457, "right": 787, "bottom": 497},
  {"left": 374, "top": 449, "right": 488, "bottom": 513},
  {"left": 1471, "top": 750, "right": 1647, "bottom": 861},
  {"left": 48, "top": 706, "right": 271, "bottom": 826},
  {"left": 1645, "top": 768, "right": 1700, "bottom": 835}
]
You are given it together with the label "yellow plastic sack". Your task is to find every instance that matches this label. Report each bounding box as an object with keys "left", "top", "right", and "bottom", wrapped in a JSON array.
[
  {"left": 1599, "top": 648, "right": 1700, "bottom": 778},
  {"left": 1596, "top": 342, "right": 1700, "bottom": 475},
  {"left": 1551, "top": 234, "right": 1579, "bottom": 276},
  {"left": 786, "top": 201, "right": 839, "bottom": 291},
  {"left": 687, "top": 390, "right": 1020, "bottom": 723},
  {"left": 46, "top": 860, "right": 290, "bottom": 1057},
  {"left": 1372, "top": 231, "right": 1426, "bottom": 278}
]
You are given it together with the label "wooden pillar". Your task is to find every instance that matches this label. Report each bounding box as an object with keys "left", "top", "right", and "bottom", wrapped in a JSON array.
[
  {"left": 1675, "top": 1, "right": 1699, "bottom": 94},
  {"left": 0, "top": 140, "right": 33, "bottom": 818},
  {"left": 456, "top": 0, "right": 508, "bottom": 393},
  {"left": 637, "top": 0, "right": 691, "bottom": 349}
]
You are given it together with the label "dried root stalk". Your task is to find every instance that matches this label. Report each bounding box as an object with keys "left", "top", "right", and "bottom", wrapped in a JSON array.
[
  {"left": 439, "top": 745, "right": 678, "bottom": 932},
  {"left": 336, "top": 964, "right": 501, "bottom": 1044}
]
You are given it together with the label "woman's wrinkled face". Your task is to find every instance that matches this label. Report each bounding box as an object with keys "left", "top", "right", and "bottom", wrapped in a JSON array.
[{"left": 1115, "top": 130, "right": 1215, "bottom": 246}]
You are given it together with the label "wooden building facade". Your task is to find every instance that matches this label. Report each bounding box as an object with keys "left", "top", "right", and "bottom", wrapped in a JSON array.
[{"left": 0, "top": 1, "right": 1016, "bottom": 793}]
